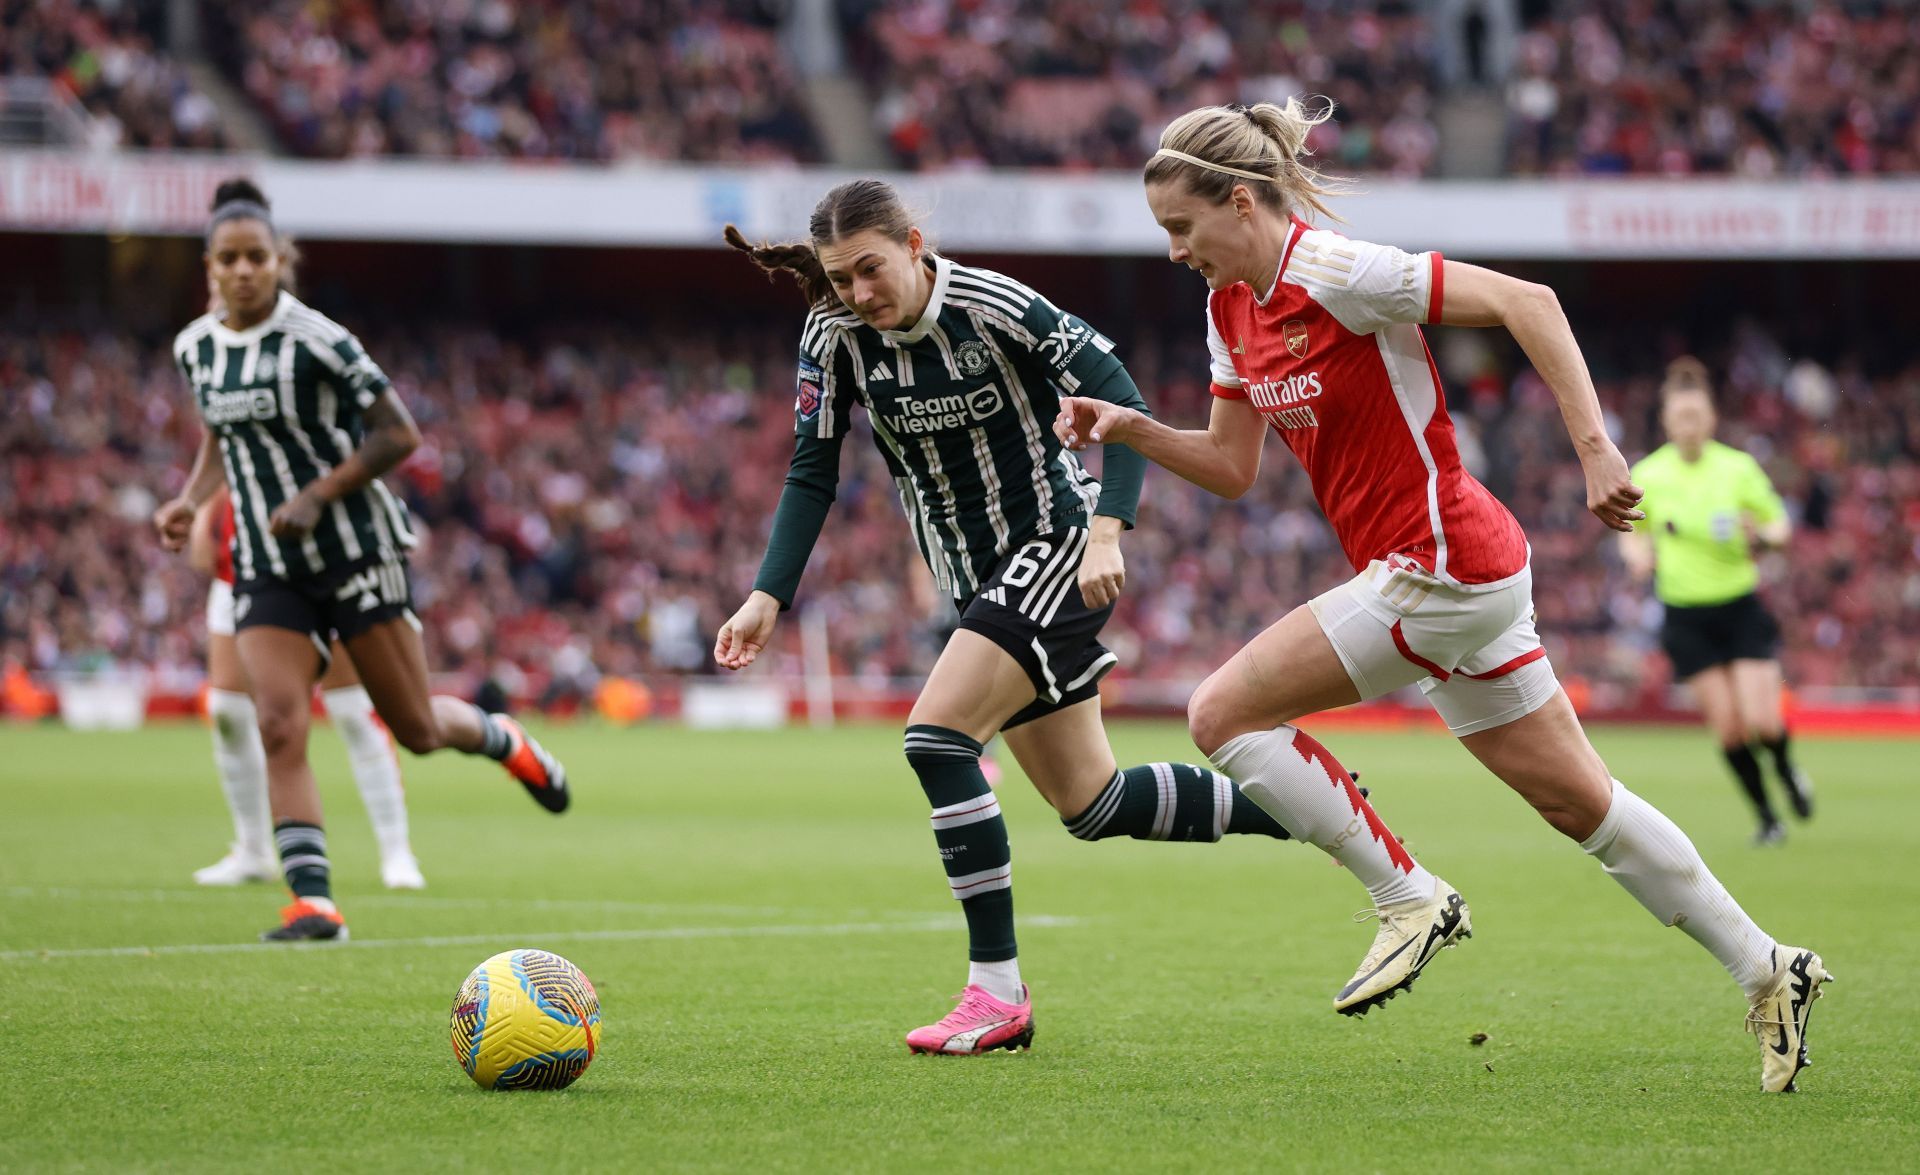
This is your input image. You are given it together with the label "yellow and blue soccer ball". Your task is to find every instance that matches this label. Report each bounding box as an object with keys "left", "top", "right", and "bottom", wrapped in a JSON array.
[{"left": 451, "top": 949, "right": 601, "bottom": 1090}]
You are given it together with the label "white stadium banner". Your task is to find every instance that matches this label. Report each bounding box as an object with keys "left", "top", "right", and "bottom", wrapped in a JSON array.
[{"left": 3, "top": 149, "right": 1920, "bottom": 259}]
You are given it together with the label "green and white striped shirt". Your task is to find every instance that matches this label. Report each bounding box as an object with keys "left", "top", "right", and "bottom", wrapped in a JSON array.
[
  {"left": 789, "top": 255, "right": 1132, "bottom": 599},
  {"left": 174, "top": 291, "right": 415, "bottom": 584}
]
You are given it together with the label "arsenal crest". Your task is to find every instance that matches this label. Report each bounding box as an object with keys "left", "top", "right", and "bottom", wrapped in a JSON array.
[{"left": 1284, "top": 320, "right": 1309, "bottom": 359}]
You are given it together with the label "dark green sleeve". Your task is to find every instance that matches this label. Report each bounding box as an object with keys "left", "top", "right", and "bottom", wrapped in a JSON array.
[
  {"left": 751, "top": 430, "right": 846, "bottom": 610},
  {"left": 1080, "top": 366, "right": 1151, "bottom": 529}
]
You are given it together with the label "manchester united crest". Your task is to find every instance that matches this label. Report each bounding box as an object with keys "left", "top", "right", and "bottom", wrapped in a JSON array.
[
  {"left": 955, "top": 340, "right": 991, "bottom": 377},
  {"left": 1284, "top": 320, "right": 1309, "bottom": 359}
]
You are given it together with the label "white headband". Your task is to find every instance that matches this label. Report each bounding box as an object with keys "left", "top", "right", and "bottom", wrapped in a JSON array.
[{"left": 1153, "top": 148, "right": 1274, "bottom": 182}]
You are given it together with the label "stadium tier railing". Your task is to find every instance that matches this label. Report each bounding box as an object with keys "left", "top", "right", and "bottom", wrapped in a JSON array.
[{"left": 5, "top": 149, "right": 1920, "bottom": 259}]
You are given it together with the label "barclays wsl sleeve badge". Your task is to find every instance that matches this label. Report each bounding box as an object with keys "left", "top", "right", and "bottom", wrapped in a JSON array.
[{"left": 796, "top": 359, "right": 824, "bottom": 420}]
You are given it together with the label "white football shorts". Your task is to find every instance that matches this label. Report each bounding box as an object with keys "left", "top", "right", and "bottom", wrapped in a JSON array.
[
  {"left": 206, "top": 579, "right": 236, "bottom": 637},
  {"left": 1309, "top": 557, "right": 1559, "bottom": 737}
]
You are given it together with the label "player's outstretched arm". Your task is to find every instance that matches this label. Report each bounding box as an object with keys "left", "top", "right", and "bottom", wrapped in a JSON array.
[
  {"left": 1437, "top": 260, "right": 1644, "bottom": 532},
  {"left": 1055, "top": 394, "right": 1264, "bottom": 500}
]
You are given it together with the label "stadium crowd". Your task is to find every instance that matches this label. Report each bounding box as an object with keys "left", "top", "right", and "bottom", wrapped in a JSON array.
[
  {"left": 1506, "top": 0, "right": 1920, "bottom": 176},
  {"left": 838, "top": 0, "right": 1442, "bottom": 174},
  {"left": 200, "top": 0, "right": 818, "bottom": 161},
  {"left": 1, "top": 0, "right": 227, "bottom": 150},
  {"left": 3, "top": 309, "right": 1914, "bottom": 712},
  {"left": 13, "top": 1, "right": 1919, "bottom": 178}
]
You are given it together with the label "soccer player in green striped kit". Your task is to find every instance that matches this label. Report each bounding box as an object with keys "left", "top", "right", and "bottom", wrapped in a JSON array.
[
  {"left": 153, "top": 179, "right": 571, "bottom": 943},
  {"left": 717, "top": 180, "right": 1398, "bottom": 1054},
  {"left": 1622, "top": 357, "right": 1813, "bottom": 844}
]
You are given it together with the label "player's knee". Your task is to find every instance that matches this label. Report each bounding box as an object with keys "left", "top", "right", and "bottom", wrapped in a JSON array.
[
  {"left": 1048, "top": 768, "right": 1119, "bottom": 829},
  {"left": 388, "top": 720, "right": 442, "bottom": 756},
  {"left": 1186, "top": 677, "right": 1241, "bottom": 759},
  {"left": 1535, "top": 802, "right": 1596, "bottom": 841},
  {"left": 1528, "top": 782, "right": 1609, "bottom": 841},
  {"left": 253, "top": 702, "right": 308, "bottom": 759},
  {"left": 902, "top": 724, "right": 982, "bottom": 768}
]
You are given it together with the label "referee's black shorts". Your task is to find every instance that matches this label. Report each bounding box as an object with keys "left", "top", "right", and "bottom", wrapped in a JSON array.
[
  {"left": 955, "top": 526, "right": 1118, "bottom": 731},
  {"left": 1659, "top": 591, "right": 1781, "bottom": 679}
]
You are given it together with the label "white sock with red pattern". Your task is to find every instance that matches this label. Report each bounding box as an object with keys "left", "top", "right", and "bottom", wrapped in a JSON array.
[{"left": 1211, "top": 725, "right": 1434, "bottom": 907}]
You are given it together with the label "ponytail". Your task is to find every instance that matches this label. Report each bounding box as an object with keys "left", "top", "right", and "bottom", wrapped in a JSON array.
[
  {"left": 723, "top": 223, "right": 833, "bottom": 309},
  {"left": 724, "top": 180, "right": 921, "bottom": 310}
]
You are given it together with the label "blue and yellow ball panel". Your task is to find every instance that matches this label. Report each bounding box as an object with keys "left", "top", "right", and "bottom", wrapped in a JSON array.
[{"left": 450, "top": 949, "right": 601, "bottom": 1091}]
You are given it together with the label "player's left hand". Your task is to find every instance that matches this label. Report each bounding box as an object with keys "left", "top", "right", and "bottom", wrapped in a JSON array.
[
  {"left": 1078, "top": 534, "right": 1126, "bottom": 608},
  {"left": 269, "top": 487, "right": 325, "bottom": 537},
  {"left": 1581, "top": 443, "right": 1644, "bottom": 533}
]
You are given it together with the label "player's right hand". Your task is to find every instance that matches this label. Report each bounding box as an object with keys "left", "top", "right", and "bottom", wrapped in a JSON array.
[
  {"left": 1580, "top": 443, "right": 1645, "bottom": 533},
  {"left": 714, "top": 591, "right": 781, "bottom": 671},
  {"left": 153, "top": 496, "right": 196, "bottom": 552},
  {"left": 1053, "top": 397, "right": 1142, "bottom": 451}
]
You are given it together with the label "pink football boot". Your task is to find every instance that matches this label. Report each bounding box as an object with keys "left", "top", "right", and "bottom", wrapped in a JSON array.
[{"left": 905, "top": 985, "right": 1035, "bottom": 1055}]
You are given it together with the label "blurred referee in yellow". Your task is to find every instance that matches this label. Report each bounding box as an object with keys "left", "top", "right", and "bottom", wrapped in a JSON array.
[{"left": 1622, "top": 357, "right": 1813, "bottom": 845}]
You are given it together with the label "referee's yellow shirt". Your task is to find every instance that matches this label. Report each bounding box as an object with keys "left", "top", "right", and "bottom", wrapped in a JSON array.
[{"left": 1630, "top": 440, "right": 1787, "bottom": 607}]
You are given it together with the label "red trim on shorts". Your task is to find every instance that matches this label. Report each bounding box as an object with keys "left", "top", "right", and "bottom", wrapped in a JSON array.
[
  {"left": 1427, "top": 252, "right": 1446, "bottom": 323},
  {"left": 1457, "top": 646, "right": 1547, "bottom": 681},
  {"left": 1209, "top": 380, "right": 1246, "bottom": 400},
  {"left": 1390, "top": 621, "right": 1451, "bottom": 681}
]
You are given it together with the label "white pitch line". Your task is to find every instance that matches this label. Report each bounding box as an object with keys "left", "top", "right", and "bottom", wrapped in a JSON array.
[
  {"left": 0, "top": 915, "right": 1083, "bottom": 962},
  {"left": 1, "top": 886, "right": 898, "bottom": 920}
]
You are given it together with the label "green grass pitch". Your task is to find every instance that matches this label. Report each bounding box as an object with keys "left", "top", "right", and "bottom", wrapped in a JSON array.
[{"left": 2, "top": 719, "right": 1915, "bottom": 1172}]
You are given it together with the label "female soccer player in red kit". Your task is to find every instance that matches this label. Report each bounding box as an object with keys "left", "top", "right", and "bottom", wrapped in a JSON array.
[{"left": 1054, "top": 100, "right": 1829, "bottom": 1093}]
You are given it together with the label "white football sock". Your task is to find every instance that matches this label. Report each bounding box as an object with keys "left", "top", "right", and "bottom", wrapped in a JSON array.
[
  {"left": 206, "top": 689, "right": 272, "bottom": 861},
  {"left": 1581, "top": 780, "right": 1777, "bottom": 997},
  {"left": 1211, "top": 725, "right": 1434, "bottom": 907},
  {"left": 967, "top": 958, "right": 1024, "bottom": 1005},
  {"left": 321, "top": 686, "right": 413, "bottom": 863}
]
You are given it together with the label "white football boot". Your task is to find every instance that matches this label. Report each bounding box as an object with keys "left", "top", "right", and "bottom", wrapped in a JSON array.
[
  {"left": 193, "top": 846, "right": 279, "bottom": 886},
  {"left": 1745, "top": 945, "right": 1833, "bottom": 1092},
  {"left": 1335, "top": 876, "right": 1472, "bottom": 1016}
]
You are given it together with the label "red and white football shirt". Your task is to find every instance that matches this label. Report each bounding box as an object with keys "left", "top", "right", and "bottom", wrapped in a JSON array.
[{"left": 1207, "top": 218, "right": 1528, "bottom": 587}]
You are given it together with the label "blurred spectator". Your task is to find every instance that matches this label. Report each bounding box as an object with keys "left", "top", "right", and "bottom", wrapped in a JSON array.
[
  {"left": 3, "top": 308, "right": 1915, "bottom": 706},
  {"left": 1507, "top": 1, "right": 1920, "bottom": 176},
  {"left": 204, "top": 0, "right": 821, "bottom": 162},
  {"left": 841, "top": 0, "right": 1442, "bottom": 175},
  {"left": 0, "top": 0, "right": 228, "bottom": 149}
]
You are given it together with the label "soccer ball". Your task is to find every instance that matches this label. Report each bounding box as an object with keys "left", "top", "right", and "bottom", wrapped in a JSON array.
[{"left": 450, "top": 949, "right": 601, "bottom": 1090}]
